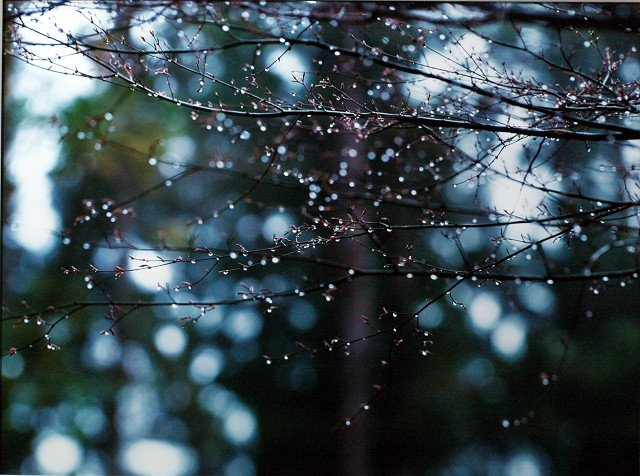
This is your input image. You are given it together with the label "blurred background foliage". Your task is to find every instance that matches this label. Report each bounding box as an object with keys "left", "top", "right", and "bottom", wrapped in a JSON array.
[{"left": 2, "top": 2, "right": 639, "bottom": 475}]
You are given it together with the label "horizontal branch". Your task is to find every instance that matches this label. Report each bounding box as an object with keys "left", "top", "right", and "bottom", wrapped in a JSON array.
[
  {"left": 12, "top": 16, "right": 640, "bottom": 140},
  {"left": 4, "top": 264, "right": 637, "bottom": 326}
]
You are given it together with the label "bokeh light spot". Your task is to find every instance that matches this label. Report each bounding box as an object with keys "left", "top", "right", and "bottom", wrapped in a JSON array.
[
  {"left": 120, "top": 439, "right": 197, "bottom": 476},
  {"left": 154, "top": 325, "right": 187, "bottom": 358},
  {"left": 35, "top": 433, "right": 83, "bottom": 474}
]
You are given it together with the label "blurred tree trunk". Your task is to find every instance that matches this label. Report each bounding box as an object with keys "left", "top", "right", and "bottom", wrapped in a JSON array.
[{"left": 334, "top": 63, "right": 374, "bottom": 476}]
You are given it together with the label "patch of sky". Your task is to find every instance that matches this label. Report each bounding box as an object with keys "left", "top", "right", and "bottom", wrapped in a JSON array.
[{"left": 6, "top": 125, "right": 61, "bottom": 255}]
